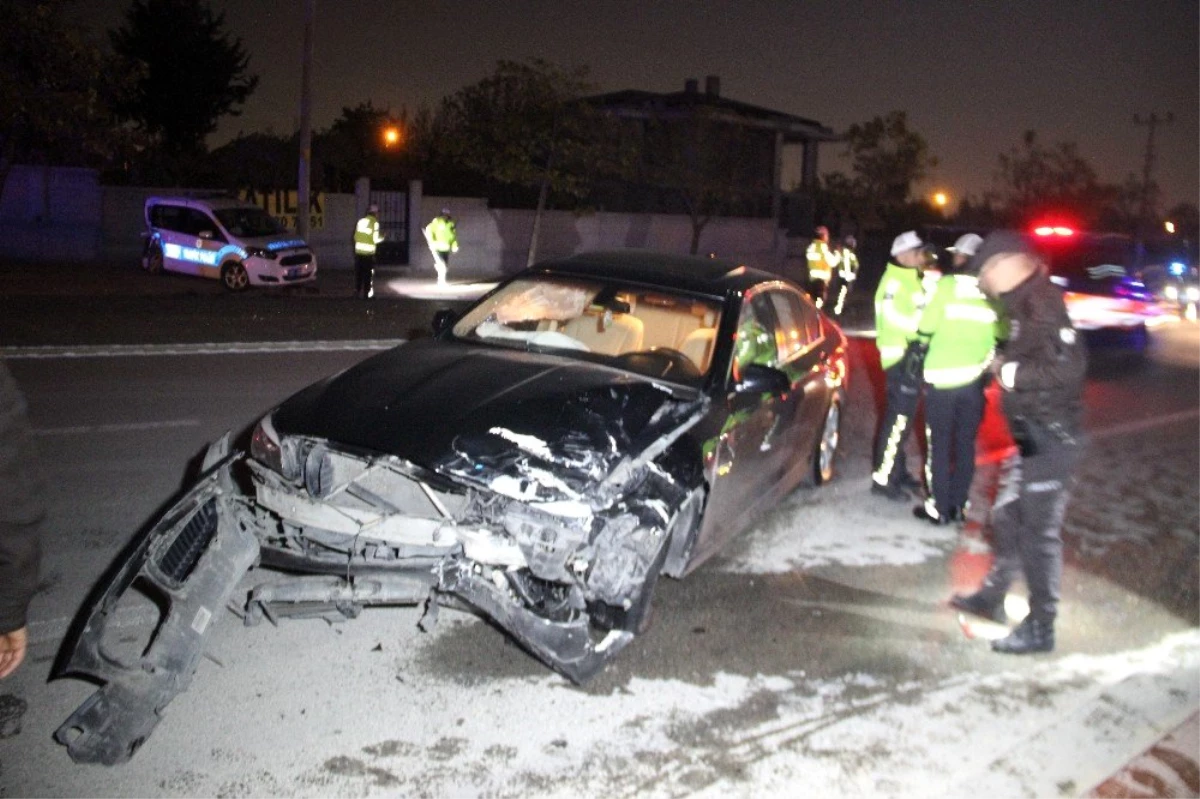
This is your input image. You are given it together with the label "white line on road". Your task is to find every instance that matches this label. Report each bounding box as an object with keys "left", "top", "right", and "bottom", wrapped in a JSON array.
[
  {"left": 33, "top": 419, "right": 202, "bottom": 436},
  {"left": 1, "top": 339, "right": 406, "bottom": 359},
  {"left": 1089, "top": 407, "right": 1200, "bottom": 441}
]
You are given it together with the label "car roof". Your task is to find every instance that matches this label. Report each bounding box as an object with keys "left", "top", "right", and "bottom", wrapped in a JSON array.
[
  {"left": 145, "top": 195, "right": 257, "bottom": 212},
  {"left": 528, "top": 250, "right": 784, "bottom": 295}
]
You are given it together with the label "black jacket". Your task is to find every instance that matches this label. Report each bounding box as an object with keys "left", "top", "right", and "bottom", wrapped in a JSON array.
[
  {"left": 0, "top": 361, "right": 44, "bottom": 633},
  {"left": 996, "top": 269, "right": 1087, "bottom": 439}
]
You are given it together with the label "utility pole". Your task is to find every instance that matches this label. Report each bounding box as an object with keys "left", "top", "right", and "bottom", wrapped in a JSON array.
[
  {"left": 1132, "top": 112, "right": 1173, "bottom": 257},
  {"left": 296, "top": 0, "right": 315, "bottom": 239}
]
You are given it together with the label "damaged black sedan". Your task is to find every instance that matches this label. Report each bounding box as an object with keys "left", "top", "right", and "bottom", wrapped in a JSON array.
[{"left": 53, "top": 251, "right": 848, "bottom": 764}]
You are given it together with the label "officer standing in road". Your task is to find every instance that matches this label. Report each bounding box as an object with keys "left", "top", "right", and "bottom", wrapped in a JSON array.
[
  {"left": 950, "top": 231, "right": 1086, "bottom": 654},
  {"left": 353, "top": 203, "right": 384, "bottom": 299},
  {"left": 805, "top": 226, "right": 841, "bottom": 309},
  {"left": 871, "top": 230, "right": 929, "bottom": 500},
  {"left": 423, "top": 208, "right": 459, "bottom": 286},
  {"left": 912, "top": 233, "right": 1000, "bottom": 525},
  {"left": 0, "top": 361, "right": 44, "bottom": 679},
  {"left": 830, "top": 235, "right": 860, "bottom": 317}
]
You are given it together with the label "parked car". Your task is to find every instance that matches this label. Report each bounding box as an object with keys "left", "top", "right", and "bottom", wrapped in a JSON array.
[
  {"left": 142, "top": 195, "right": 317, "bottom": 291},
  {"left": 53, "top": 251, "right": 848, "bottom": 764}
]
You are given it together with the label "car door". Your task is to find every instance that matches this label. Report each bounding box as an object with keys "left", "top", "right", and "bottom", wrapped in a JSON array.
[
  {"left": 151, "top": 204, "right": 188, "bottom": 274},
  {"left": 765, "top": 287, "right": 831, "bottom": 487},
  {"left": 182, "top": 208, "right": 227, "bottom": 278},
  {"left": 701, "top": 290, "right": 786, "bottom": 550}
]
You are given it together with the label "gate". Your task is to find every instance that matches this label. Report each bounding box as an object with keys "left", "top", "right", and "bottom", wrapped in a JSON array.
[{"left": 368, "top": 189, "right": 409, "bottom": 265}]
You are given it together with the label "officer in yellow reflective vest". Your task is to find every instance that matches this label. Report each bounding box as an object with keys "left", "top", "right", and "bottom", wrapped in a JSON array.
[
  {"left": 912, "top": 233, "right": 1002, "bottom": 525},
  {"left": 830, "top": 234, "right": 860, "bottom": 316},
  {"left": 353, "top": 204, "right": 383, "bottom": 299},
  {"left": 805, "top": 226, "right": 841, "bottom": 308},
  {"left": 871, "top": 230, "right": 928, "bottom": 500},
  {"left": 423, "top": 208, "right": 459, "bottom": 286}
]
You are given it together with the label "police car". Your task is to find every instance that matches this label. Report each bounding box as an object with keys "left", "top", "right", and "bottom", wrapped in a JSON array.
[{"left": 142, "top": 196, "right": 318, "bottom": 291}]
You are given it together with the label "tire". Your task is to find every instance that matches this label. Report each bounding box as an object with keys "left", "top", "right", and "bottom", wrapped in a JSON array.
[
  {"left": 221, "top": 261, "right": 250, "bottom": 292},
  {"left": 145, "top": 246, "right": 163, "bottom": 275},
  {"left": 813, "top": 393, "right": 842, "bottom": 486}
]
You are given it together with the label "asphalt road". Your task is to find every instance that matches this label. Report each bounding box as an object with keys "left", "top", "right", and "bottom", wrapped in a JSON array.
[{"left": 0, "top": 264, "right": 1197, "bottom": 797}]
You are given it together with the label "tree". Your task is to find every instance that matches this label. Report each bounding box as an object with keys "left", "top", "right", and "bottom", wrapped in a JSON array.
[
  {"left": 638, "top": 110, "right": 772, "bottom": 254},
  {"left": 0, "top": 0, "right": 142, "bottom": 183},
  {"left": 820, "top": 111, "right": 937, "bottom": 230},
  {"left": 110, "top": 0, "right": 258, "bottom": 157},
  {"left": 316, "top": 102, "right": 415, "bottom": 193},
  {"left": 437, "top": 59, "right": 627, "bottom": 265},
  {"left": 991, "top": 131, "right": 1117, "bottom": 228}
]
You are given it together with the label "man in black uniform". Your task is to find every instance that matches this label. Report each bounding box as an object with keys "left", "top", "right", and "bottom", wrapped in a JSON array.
[
  {"left": 0, "top": 361, "right": 44, "bottom": 678},
  {"left": 949, "top": 231, "right": 1086, "bottom": 654}
]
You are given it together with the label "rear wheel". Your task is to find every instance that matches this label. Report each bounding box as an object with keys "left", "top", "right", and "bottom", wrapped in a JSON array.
[
  {"left": 221, "top": 261, "right": 249, "bottom": 292},
  {"left": 813, "top": 393, "right": 842, "bottom": 485},
  {"left": 145, "top": 246, "right": 163, "bottom": 275}
]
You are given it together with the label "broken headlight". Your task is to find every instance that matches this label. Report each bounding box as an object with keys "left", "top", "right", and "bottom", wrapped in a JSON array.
[{"left": 250, "top": 414, "right": 287, "bottom": 476}]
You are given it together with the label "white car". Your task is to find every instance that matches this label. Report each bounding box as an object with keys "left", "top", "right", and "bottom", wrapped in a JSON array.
[{"left": 142, "top": 196, "right": 318, "bottom": 290}]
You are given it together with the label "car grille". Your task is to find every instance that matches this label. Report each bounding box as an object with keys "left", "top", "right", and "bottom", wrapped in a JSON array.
[
  {"left": 280, "top": 253, "right": 312, "bottom": 267},
  {"left": 156, "top": 498, "right": 218, "bottom": 585}
]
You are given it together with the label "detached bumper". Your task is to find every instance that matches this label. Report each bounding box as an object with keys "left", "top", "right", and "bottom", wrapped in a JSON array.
[{"left": 52, "top": 438, "right": 259, "bottom": 765}]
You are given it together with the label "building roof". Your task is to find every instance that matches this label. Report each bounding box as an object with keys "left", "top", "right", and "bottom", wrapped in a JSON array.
[{"left": 588, "top": 83, "right": 838, "bottom": 144}]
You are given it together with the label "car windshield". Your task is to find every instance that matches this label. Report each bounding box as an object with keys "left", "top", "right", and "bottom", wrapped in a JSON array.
[
  {"left": 214, "top": 206, "right": 286, "bottom": 238},
  {"left": 1035, "top": 235, "right": 1135, "bottom": 282},
  {"left": 451, "top": 275, "right": 724, "bottom": 384}
]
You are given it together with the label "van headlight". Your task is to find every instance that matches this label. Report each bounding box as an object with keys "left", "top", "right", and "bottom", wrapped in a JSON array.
[
  {"left": 1187, "top": 286, "right": 1200, "bottom": 302},
  {"left": 1165, "top": 285, "right": 1179, "bottom": 301}
]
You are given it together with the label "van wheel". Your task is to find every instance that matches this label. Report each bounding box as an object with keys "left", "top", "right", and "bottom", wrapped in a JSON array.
[
  {"left": 813, "top": 393, "right": 841, "bottom": 485},
  {"left": 221, "top": 261, "right": 249, "bottom": 292},
  {"left": 145, "top": 246, "right": 163, "bottom": 275}
]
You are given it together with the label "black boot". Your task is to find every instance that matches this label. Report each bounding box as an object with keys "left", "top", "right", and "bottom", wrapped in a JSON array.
[
  {"left": 991, "top": 616, "right": 1055, "bottom": 654},
  {"left": 949, "top": 590, "right": 1007, "bottom": 624}
]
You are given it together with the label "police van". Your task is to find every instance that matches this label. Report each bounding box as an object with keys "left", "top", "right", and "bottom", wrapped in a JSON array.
[{"left": 142, "top": 196, "right": 318, "bottom": 291}]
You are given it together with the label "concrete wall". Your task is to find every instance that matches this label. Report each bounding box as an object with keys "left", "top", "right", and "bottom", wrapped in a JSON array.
[
  {"left": 413, "top": 196, "right": 785, "bottom": 280},
  {"left": 0, "top": 166, "right": 103, "bottom": 260},
  {"left": 0, "top": 167, "right": 787, "bottom": 275}
]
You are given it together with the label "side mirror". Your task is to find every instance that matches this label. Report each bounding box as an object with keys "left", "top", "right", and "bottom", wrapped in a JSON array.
[
  {"left": 431, "top": 308, "right": 458, "bottom": 336},
  {"left": 734, "top": 363, "right": 790, "bottom": 397},
  {"left": 198, "top": 230, "right": 214, "bottom": 240}
]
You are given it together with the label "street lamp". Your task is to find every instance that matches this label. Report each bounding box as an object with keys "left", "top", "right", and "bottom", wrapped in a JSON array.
[
  {"left": 383, "top": 124, "right": 402, "bottom": 148},
  {"left": 932, "top": 191, "right": 949, "bottom": 209},
  {"left": 1165, "top": 220, "right": 1176, "bottom": 234}
]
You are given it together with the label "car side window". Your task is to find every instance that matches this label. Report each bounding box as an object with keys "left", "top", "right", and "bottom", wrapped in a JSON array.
[
  {"left": 766, "top": 290, "right": 806, "bottom": 361},
  {"left": 733, "top": 293, "right": 779, "bottom": 380},
  {"left": 183, "top": 209, "right": 222, "bottom": 240},
  {"left": 796, "top": 290, "right": 823, "bottom": 343},
  {"left": 150, "top": 204, "right": 186, "bottom": 233}
]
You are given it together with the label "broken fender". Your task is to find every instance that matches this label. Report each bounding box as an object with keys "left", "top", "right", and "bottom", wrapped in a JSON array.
[{"left": 52, "top": 437, "right": 259, "bottom": 765}]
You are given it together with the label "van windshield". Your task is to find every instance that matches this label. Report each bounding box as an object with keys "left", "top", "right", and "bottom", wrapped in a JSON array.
[{"left": 215, "top": 207, "right": 286, "bottom": 238}]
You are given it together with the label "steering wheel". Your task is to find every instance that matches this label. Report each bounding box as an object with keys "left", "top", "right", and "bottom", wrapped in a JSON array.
[{"left": 616, "top": 348, "right": 702, "bottom": 380}]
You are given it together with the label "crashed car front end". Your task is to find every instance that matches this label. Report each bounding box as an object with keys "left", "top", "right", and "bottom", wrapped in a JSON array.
[
  {"left": 245, "top": 387, "right": 708, "bottom": 681},
  {"left": 53, "top": 385, "right": 708, "bottom": 764}
]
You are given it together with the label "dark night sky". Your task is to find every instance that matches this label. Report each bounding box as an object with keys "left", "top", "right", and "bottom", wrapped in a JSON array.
[{"left": 71, "top": 0, "right": 1199, "bottom": 210}]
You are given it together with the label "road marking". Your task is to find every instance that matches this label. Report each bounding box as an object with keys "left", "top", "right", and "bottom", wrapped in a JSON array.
[
  {"left": 33, "top": 419, "right": 201, "bottom": 436},
  {"left": 1089, "top": 407, "right": 1200, "bottom": 441},
  {"left": 0, "top": 339, "right": 406, "bottom": 359}
]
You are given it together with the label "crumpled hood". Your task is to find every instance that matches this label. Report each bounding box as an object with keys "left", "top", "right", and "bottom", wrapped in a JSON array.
[{"left": 271, "top": 339, "right": 706, "bottom": 497}]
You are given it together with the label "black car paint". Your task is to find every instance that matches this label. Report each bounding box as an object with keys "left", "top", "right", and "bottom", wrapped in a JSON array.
[{"left": 51, "top": 252, "right": 847, "bottom": 764}]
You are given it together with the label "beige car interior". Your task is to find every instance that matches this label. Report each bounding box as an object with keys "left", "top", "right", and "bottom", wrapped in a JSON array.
[{"left": 557, "top": 292, "right": 720, "bottom": 372}]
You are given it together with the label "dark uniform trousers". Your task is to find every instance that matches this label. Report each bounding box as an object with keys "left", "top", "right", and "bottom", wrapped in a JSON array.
[
  {"left": 978, "top": 441, "right": 1080, "bottom": 622},
  {"left": 924, "top": 379, "right": 986, "bottom": 516},
  {"left": 872, "top": 362, "right": 919, "bottom": 488},
  {"left": 354, "top": 254, "right": 375, "bottom": 298}
]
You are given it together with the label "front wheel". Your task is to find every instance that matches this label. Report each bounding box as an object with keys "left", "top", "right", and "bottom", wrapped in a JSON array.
[
  {"left": 813, "top": 393, "right": 842, "bottom": 485},
  {"left": 221, "top": 261, "right": 250, "bottom": 292}
]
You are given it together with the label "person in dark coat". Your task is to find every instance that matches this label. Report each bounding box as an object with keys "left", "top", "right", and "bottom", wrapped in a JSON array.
[
  {"left": 949, "top": 231, "right": 1087, "bottom": 654},
  {"left": 0, "top": 361, "right": 44, "bottom": 678}
]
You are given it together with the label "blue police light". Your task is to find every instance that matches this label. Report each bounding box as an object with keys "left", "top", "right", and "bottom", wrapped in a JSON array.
[{"left": 1169, "top": 261, "right": 1186, "bottom": 276}]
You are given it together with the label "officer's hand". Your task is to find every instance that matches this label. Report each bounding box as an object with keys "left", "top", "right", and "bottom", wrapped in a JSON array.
[
  {"left": 452, "top": 244, "right": 459, "bottom": 253},
  {"left": 0, "top": 627, "right": 28, "bottom": 679}
]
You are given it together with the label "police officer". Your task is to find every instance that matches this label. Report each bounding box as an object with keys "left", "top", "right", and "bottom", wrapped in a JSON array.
[
  {"left": 871, "top": 230, "right": 928, "bottom": 500},
  {"left": 830, "top": 235, "right": 859, "bottom": 317},
  {"left": 912, "top": 233, "right": 1000, "bottom": 525},
  {"left": 424, "top": 208, "right": 459, "bottom": 286},
  {"left": 0, "top": 361, "right": 44, "bottom": 679},
  {"left": 353, "top": 203, "right": 383, "bottom": 299},
  {"left": 805, "top": 226, "right": 841, "bottom": 309},
  {"left": 950, "top": 231, "right": 1086, "bottom": 654}
]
